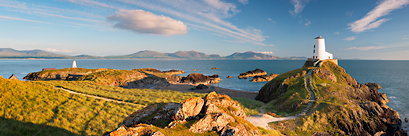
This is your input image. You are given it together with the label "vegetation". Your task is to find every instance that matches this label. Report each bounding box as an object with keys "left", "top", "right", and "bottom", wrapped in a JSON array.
[
  {"left": 232, "top": 97, "right": 264, "bottom": 115},
  {"left": 77, "top": 69, "right": 146, "bottom": 86},
  {"left": 40, "top": 81, "right": 206, "bottom": 106},
  {"left": 267, "top": 61, "right": 367, "bottom": 135}
]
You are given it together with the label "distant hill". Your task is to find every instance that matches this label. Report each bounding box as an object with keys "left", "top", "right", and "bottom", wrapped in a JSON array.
[
  {"left": 0, "top": 48, "right": 306, "bottom": 60},
  {"left": 0, "top": 48, "right": 70, "bottom": 58},
  {"left": 225, "top": 51, "right": 306, "bottom": 60}
]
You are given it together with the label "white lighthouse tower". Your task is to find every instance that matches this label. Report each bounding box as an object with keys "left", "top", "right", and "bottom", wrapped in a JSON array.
[
  {"left": 313, "top": 36, "right": 333, "bottom": 60},
  {"left": 72, "top": 59, "right": 77, "bottom": 68}
]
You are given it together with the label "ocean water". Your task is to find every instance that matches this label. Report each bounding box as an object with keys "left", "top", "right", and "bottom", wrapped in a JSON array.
[{"left": 0, "top": 59, "right": 408, "bottom": 130}]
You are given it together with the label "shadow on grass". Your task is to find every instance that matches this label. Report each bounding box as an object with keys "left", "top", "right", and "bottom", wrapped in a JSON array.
[{"left": 0, "top": 117, "right": 79, "bottom": 136}]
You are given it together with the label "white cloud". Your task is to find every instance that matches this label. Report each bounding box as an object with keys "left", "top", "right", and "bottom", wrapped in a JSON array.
[
  {"left": 304, "top": 19, "right": 311, "bottom": 26},
  {"left": 238, "top": 0, "right": 249, "bottom": 5},
  {"left": 0, "top": 15, "right": 51, "bottom": 24},
  {"left": 348, "top": 0, "right": 409, "bottom": 33},
  {"left": 107, "top": 9, "right": 188, "bottom": 36},
  {"left": 343, "top": 36, "right": 357, "bottom": 41},
  {"left": 114, "top": 0, "right": 268, "bottom": 45},
  {"left": 289, "top": 0, "right": 310, "bottom": 16},
  {"left": 258, "top": 51, "right": 274, "bottom": 54},
  {"left": 44, "top": 48, "right": 73, "bottom": 53},
  {"left": 267, "top": 18, "right": 275, "bottom": 23},
  {"left": 334, "top": 32, "right": 339, "bottom": 34},
  {"left": 403, "top": 38, "right": 409, "bottom": 40},
  {"left": 345, "top": 46, "right": 385, "bottom": 51}
]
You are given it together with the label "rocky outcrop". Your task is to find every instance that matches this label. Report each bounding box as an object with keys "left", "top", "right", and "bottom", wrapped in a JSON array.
[
  {"left": 238, "top": 69, "right": 267, "bottom": 79},
  {"left": 181, "top": 73, "right": 220, "bottom": 84},
  {"left": 8, "top": 74, "right": 19, "bottom": 80},
  {"left": 250, "top": 73, "right": 279, "bottom": 82},
  {"left": 211, "top": 67, "right": 218, "bottom": 69},
  {"left": 162, "top": 70, "right": 184, "bottom": 75},
  {"left": 190, "top": 84, "right": 215, "bottom": 90},
  {"left": 365, "top": 82, "right": 382, "bottom": 90},
  {"left": 23, "top": 68, "right": 107, "bottom": 81},
  {"left": 105, "top": 92, "right": 260, "bottom": 136},
  {"left": 313, "top": 68, "right": 337, "bottom": 82},
  {"left": 226, "top": 76, "right": 232, "bottom": 78}
]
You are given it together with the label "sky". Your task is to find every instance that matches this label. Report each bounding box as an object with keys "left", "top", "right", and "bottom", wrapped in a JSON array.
[{"left": 1, "top": 0, "right": 409, "bottom": 60}]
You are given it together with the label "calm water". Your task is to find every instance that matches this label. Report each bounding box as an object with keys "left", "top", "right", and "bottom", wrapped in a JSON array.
[{"left": 0, "top": 59, "right": 408, "bottom": 130}]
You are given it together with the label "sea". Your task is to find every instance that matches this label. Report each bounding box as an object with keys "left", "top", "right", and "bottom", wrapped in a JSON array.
[{"left": 0, "top": 59, "right": 408, "bottom": 130}]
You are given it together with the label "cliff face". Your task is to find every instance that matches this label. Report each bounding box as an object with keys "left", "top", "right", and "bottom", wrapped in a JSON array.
[
  {"left": 104, "top": 92, "right": 260, "bottom": 136},
  {"left": 258, "top": 61, "right": 407, "bottom": 135}
]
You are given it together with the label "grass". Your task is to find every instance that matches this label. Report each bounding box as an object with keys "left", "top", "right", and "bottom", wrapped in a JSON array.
[
  {"left": 232, "top": 97, "right": 264, "bottom": 115},
  {"left": 40, "top": 81, "right": 206, "bottom": 106}
]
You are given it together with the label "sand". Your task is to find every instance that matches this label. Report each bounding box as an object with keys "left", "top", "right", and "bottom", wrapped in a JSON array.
[{"left": 152, "top": 83, "right": 258, "bottom": 99}]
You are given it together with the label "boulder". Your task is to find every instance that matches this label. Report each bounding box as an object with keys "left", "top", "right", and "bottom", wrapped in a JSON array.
[
  {"left": 226, "top": 76, "right": 232, "bottom": 78},
  {"left": 193, "top": 69, "right": 198, "bottom": 71},
  {"left": 8, "top": 74, "right": 19, "bottom": 80},
  {"left": 250, "top": 73, "right": 279, "bottom": 82},
  {"left": 211, "top": 67, "right": 218, "bottom": 69},
  {"left": 238, "top": 69, "right": 267, "bottom": 79},
  {"left": 123, "top": 76, "right": 170, "bottom": 88},
  {"left": 181, "top": 73, "right": 220, "bottom": 84}
]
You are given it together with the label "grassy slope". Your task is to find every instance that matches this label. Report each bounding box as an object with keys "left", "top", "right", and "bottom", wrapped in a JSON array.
[{"left": 268, "top": 61, "right": 364, "bottom": 135}]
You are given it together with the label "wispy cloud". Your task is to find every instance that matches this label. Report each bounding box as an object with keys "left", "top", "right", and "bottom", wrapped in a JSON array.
[
  {"left": 267, "top": 18, "right": 275, "bottom": 23},
  {"left": 334, "top": 32, "right": 339, "bottom": 34},
  {"left": 107, "top": 9, "right": 188, "bottom": 36},
  {"left": 289, "top": 0, "right": 310, "bottom": 16},
  {"left": 345, "top": 11, "right": 353, "bottom": 16},
  {"left": 403, "top": 38, "right": 409, "bottom": 40},
  {"left": 0, "top": 15, "right": 51, "bottom": 24},
  {"left": 258, "top": 51, "right": 274, "bottom": 54},
  {"left": 61, "top": 0, "right": 118, "bottom": 9},
  {"left": 348, "top": 0, "right": 409, "bottom": 33},
  {"left": 238, "top": 0, "right": 249, "bottom": 5},
  {"left": 343, "top": 36, "right": 357, "bottom": 41},
  {"left": 304, "top": 19, "right": 311, "bottom": 26},
  {"left": 345, "top": 46, "right": 385, "bottom": 51},
  {"left": 44, "top": 48, "right": 73, "bottom": 53}
]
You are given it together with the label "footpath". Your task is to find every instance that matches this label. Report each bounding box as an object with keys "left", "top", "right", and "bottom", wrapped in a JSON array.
[{"left": 247, "top": 69, "right": 316, "bottom": 129}]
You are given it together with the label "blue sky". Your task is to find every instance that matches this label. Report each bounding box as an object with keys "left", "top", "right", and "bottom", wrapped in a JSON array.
[{"left": 1, "top": 0, "right": 409, "bottom": 60}]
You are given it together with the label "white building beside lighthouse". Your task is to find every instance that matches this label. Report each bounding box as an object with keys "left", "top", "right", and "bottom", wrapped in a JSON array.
[{"left": 312, "top": 36, "right": 333, "bottom": 60}]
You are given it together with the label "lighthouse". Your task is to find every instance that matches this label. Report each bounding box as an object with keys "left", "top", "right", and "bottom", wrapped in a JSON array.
[
  {"left": 312, "top": 36, "right": 333, "bottom": 60},
  {"left": 72, "top": 59, "right": 77, "bottom": 68}
]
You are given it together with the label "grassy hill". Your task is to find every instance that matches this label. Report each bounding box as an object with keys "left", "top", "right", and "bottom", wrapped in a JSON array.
[{"left": 0, "top": 48, "right": 70, "bottom": 58}]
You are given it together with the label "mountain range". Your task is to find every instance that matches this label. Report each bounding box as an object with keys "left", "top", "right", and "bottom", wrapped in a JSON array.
[{"left": 0, "top": 48, "right": 306, "bottom": 60}]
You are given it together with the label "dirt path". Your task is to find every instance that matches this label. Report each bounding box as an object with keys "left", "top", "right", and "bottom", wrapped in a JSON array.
[
  {"left": 55, "top": 87, "right": 136, "bottom": 105},
  {"left": 247, "top": 69, "right": 316, "bottom": 129}
]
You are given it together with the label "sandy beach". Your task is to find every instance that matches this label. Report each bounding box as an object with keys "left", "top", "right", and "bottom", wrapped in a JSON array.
[{"left": 153, "top": 83, "right": 258, "bottom": 99}]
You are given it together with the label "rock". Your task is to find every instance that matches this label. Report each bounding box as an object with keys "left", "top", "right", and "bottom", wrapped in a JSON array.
[
  {"left": 365, "top": 82, "right": 382, "bottom": 90},
  {"left": 211, "top": 67, "right": 218, "bottom": 69},
  {"left": 150, "top": 131, "right": 165, "bottom": 136},
  {"left": 162, "top": 70, "right": 184, "bottom": 75},
  {"left": 103, "top": 124, "right": 154, "bottom": 136},
  {"left": 107, "top": 92, "right": 260, "bottom": 136},
  {"left": 193, "top": 69, "right": 198, "bottom": 71},
  {"left": 190, "top": 84, "right": 214, "bottom": 90},
  {"left": 312, "top": 132, "right": 331, "bottom": 136},
  {"left": 174, "top": 97, "right": 205, "bottom": 120},
  {"left": 23, "top": 68, "right": 107, "bottom": 81},
  {"left": 312, "top": 68, "right": 337, "bottom": 82},
  {"left": 181, "top": 73, "right": 220, "bottom": 84},
  {"left": 405, "top": 117, "right": 408, "bottom": 123},
  {"left": 226, "top": 76, "right": 233, "bottom": 78},
  {"left": 166, "top": 75, "right": 183, "bottom": 83},
  {"left": 238, "top": 69, "right": 267, "bottom": 79},
  {"left": 143, "top": 68, "right": 162, "bottom": 73},
  {"left": 374, "top": 131, "right": 387, "bottom": 136},
  {"left": 250, "top": 73, "right": 279, "bottom": 82},
  {"left": 8, "top": 74, "right": 19, "bottom": 80}
]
